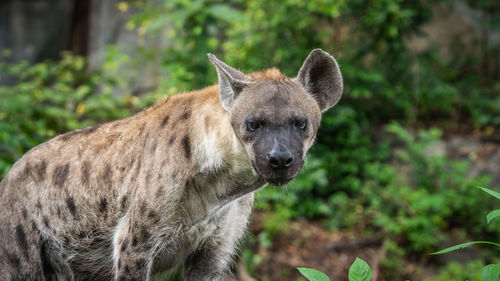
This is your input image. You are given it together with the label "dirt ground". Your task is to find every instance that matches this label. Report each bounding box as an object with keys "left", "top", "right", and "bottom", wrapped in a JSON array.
[
  {"left": 248, "top": 216, "right": 384, "bottom": 281},
  {"left": 242, "top": 214, "right": 482, "bottom": 281}
]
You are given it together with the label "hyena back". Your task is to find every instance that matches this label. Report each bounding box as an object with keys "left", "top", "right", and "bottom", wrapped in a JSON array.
[{"left": 0, "top": 49, "right": 343, "bottom": 281}]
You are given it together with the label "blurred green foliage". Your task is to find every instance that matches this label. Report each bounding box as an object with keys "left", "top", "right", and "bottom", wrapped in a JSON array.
[
  {"left": 430, "top": 260, "right": 484, "bottom": 281},
  {"left": 0, "top": 52, "right": 154, "bottom": 177},
  {"left": 1, "top": 0, "right": 499, "bottom": 280}
]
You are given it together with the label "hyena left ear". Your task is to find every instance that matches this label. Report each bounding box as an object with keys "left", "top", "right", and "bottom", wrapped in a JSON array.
[
  {"left": 296, "top": 49, "right": 343, "bottom": 112},
  {"left": 208, "top": 53, "right": 250, "bottom": 111}
]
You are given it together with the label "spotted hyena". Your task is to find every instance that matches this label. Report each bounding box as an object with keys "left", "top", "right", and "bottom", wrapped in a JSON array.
[{"left": 0, "top": 49, "right": 343, "bottom": 281}]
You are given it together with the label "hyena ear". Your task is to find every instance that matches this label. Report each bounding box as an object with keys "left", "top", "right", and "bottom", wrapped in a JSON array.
[
  {"left": 207, "top": 53, "right": 250, "bottom": 111},
  {"left": 296, "top": 49, "right": 343, "bottom": 112}
]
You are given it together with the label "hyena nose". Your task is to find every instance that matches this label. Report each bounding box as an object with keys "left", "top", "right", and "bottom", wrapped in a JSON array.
[{"left": 267, "top": 151, "right": 294, "bottom": 168}]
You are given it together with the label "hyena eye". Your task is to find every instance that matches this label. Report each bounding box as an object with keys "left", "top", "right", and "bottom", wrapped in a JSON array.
[
  {"left": 246, "top": 121, "right": 259, "bottom": 131},
  {"left": 294, "top": 120, "right": 307, "bottom": 130}
]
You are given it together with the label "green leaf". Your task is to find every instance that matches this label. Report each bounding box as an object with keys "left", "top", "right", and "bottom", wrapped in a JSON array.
[
  {"left": 482, "top": 264, "right": 500, "bottom": 281},
  {"left": 487, "top": 210, "right": 500, "bottom": 224},
  {"left": 478, "top": 187, "right": 500, "bottom": 201},
  {"left": 297, "top": 267, "right": 331, "bottom": 281},
  {"left": 431, "top": 241, "right": 500, "bottom": 255},
  {"left": 348, "top": 258, "right": 372, "bottom": 281}
]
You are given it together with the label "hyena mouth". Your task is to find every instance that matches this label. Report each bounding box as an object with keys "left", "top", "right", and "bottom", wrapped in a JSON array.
[
  {"left": 250, "top": 159, "right": 299, "bottom": 186},
  {"left": 267, "top": 167, "right": 295, "bottom": 186},
  {"left": 267, "top": 176, "right": 294, "bottom": 187}
]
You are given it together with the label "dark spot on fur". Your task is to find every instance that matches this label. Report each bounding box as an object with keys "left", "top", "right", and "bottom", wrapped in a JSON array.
[
  {"left": 59, "top": 131, "right": 80, "bottom": 141},
  {"left": 150, "top": 140, "right": 158, "bottom": 154},
  {"left": 19, "top": 163, "right": 32, "bottom": 182},
  {"left": 155, "top": 186, "right": 164, "bottom": 198},
  {"left": 118, "top": 259, "right": 122, "bottom": 269},
  {"left": 15, "top": 225, "right": 28, "bottom": 257},
  {"left": 132, "top": 236, "right": 138, "bottom": 247},
  {"left": 181, "top": 135, "right": 191, "bottom": 159},
  {"left": 52, "top": 163, "right": 70, "bottom": 188},
  {"left": 93, "top": 133, "right": 120, "bottom": 154},
  {"left": 98, "top": 198, "right": 107, "bottom": 213},
  {"left": 60, "top": 125, "right": 100, "bottom": 141},
  {"left": 40, "top": 239, "right": 56, "bottom": 276},
  {"left": 101, "top": 164, "right": 113, "bottom": 188},
  {"left": 135, "top": 259, "right": 146, "bottom": 270},
  {"left": 93, "top": 236, "right": 105, "bottom": 244},
  {"left": 121, "top": 238, "right": 129, "bottom": 251},
  {"left": 66, "top": 196, "right": 77, "bottom": 217},
  {"left": 83, "top": 125, "right": 100, "bottom": 135},
  {"left": 148, "top": 210, "right": 160, "bottom": 224},
  {"left": 182, "top": 110, "right": 191, "bottom": 120},
  {"left": 42, "top": 216, "right": 50, "bottom": 229},
  {"left": 35, "top": 160, "right": 47, "bottom": 182},
  {"left": 36, "top": 200, "right": 42, "bottom": 210},
  {"left": 119, "top": 166, "right": 126, "bottom": 172},
  {"left": 139, "top": 202, "right": 146, "bottom": 215},
  {"left": 81, "top": 161, "right": 90, "bottom": 185},
  {"left": 118, "top": 277, "right": 126, "bottom": 281},
  {"left": 56, "top": 207, "right": 63, "bottom": 218},
  {"left": 141, "top": 227, "right": 150, "bottom": 242},
  {"left": 78, "top": 231, "right": 86, "bottom": 238},
  {"left": 125, "top": 265, "right": 130, "bottom": 273},
  {"left": 147, "top": 210, "right": 156, "bottom": 220},
  {"left": 168, "top": 136, "right": 175, "bottom": 145},
  {"left": 6, "top": 251, "right": 21, "bottom": 270},
  {"left": 120, "top": 194, "right": 129, "bottom": 210},
  {"left": 22, "top": 208, "right": 28, "bottom": 220},
  {"left": 160, "top": 115, "right": 170, "bottom": 127},
  {"left": 62, "top": 237, "right": 70, "bottom": 246}
]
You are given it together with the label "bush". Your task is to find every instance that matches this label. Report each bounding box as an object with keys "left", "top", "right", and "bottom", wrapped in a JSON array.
[{"left": 0, "top": 53, "right": 151, "bottom": 178}]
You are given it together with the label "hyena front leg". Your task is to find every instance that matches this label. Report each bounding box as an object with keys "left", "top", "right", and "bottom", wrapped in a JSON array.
[
  {"left": 184, "top": 194, "right": 254, "bottom": 281},
  {"left": 113, "top": 213, "right": 158, "bottom": 281}
]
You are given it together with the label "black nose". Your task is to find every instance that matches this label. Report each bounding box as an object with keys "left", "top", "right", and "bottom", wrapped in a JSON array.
[{"left": 267, "top": 151, "right": 294, "bottom": 168}]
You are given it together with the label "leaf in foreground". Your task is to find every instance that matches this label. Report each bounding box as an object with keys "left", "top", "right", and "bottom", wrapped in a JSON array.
[
  {"left": 487, "top": 210, "right": 500, "bottom": 224},
  {"left": 478, "top": 187, "right": 500, "bottom": 201},
  {"left": 297, "top": 267, "right": 331, "bottom": 281},
  {"left": 482, "top": 263, "right": 500, "bottom": 281},
  {"left": 348, "top": 257, "right": 372, "bottom": 281},
  {"left": 431, "top": 241, "right": 500, "bottom": 255}
]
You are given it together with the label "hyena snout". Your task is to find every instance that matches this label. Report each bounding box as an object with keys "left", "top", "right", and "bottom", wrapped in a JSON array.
[{"left": 266, "top": 141, "right": 294, "bottom": 169}]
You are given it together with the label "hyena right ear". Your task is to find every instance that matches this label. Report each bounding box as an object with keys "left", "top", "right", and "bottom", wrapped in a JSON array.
[
  {"left": 296, "top": 49, "right": 343, "bottom": 112},
  {"left": 208, "top": 54, "right": 249, "bottom": 111}
]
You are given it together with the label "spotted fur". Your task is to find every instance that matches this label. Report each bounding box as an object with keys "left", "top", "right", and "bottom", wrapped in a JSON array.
[{"left": 0, "top": 49, "right": 342, "bottom": 281}]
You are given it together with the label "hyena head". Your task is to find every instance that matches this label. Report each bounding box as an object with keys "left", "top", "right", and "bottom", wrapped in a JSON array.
[{"left": 208, "top": 49, "right": 343, "bottom": 186}]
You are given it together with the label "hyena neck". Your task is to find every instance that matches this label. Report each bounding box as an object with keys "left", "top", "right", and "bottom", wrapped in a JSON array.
[
  {"left": 149, "top": 86, "right": 265, "bottom": 204},
  {"left": 188, "top": 86, "right": 266, "bottom": 201}
]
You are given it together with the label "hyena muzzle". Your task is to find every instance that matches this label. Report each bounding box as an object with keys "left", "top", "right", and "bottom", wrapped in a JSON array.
[{"left": 0, "top": 49, "right": 342, "bottom": 281}]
